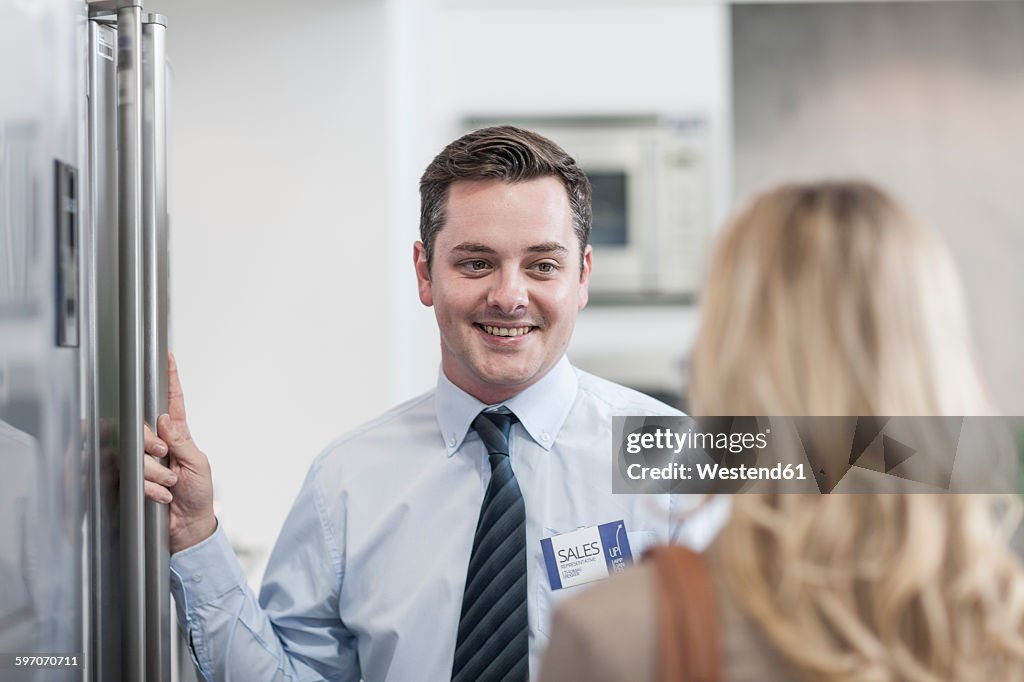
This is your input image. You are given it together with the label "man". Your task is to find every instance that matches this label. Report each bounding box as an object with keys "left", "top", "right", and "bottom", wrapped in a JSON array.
[{"left": 144, "top": 126, "right": 721, "bottom": 681}]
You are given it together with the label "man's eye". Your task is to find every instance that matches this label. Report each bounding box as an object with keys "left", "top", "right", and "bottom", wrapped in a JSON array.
[
  {"left": 461, "top": 260, "right": 489, "bottom": 272},
  {"left": 534, "top": 262, "right": 558, "bottom": 274}
]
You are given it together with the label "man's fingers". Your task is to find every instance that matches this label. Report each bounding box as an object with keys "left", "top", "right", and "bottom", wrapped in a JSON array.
[
  {"left": 167, "top": 351, "right": 188, "bottom": 423},
  {"left": 157, "top": 413, "right": 203, "bottom": 465},
  {"left": 144, "top": 423, "right": 168, "bottom": 457},
  {"left": 144, "top": 454, "right": 178, "bottom": 487},
  {"left": 144, "top": 480, "right": 173, "bottom": 504},
  {"left": 158, "top": 413, "right": 186, "bottom": 445}
]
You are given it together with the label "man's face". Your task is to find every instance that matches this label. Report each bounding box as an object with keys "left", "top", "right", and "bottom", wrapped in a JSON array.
[{"left": 414, "top": 177, "right": 592, "bottom": 404}]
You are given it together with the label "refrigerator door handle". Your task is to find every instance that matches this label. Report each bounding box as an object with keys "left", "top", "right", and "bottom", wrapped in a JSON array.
[
  {"left": 116, "top": 3, "right": 146, "bottom": 680},
  {"left": 142, "top": 13, "right": 172, "bottom": 682}
]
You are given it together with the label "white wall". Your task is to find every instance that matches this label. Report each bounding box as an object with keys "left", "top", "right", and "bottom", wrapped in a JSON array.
[
  {"left": 167, "top": 0, "right": 397, "bottom": 569},
  {"left": 385, "top": 0, "right": 446, "bottom": 401}
]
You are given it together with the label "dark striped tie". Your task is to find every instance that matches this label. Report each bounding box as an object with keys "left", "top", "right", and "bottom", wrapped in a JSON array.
[{"left": 451, "top": 410, "right": 529, "bottom": 682}]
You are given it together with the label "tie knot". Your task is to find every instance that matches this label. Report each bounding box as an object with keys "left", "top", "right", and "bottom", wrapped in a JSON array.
[{"left": 472, "top": 411, "right": 518, "bottom": 457}]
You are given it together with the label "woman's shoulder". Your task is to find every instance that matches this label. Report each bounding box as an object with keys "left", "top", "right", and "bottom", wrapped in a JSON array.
[
  {"left": 540, "top": 543, "right": 798, "bottom": 682},
  {"left": 539, "top": 562, "right": 658, "bottom": 682}
]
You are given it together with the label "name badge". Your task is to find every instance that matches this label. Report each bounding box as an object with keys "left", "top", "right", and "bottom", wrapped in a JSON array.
[{"left": 540, "top": 520, "right": 634, "bottom": 590}]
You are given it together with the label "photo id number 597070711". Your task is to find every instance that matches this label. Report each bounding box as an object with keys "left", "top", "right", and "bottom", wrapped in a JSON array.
[{"left": 4, "top": 655, "right": 80, "bottom": 669}]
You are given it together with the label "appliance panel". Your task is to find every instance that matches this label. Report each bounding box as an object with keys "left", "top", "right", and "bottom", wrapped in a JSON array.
[{"left": 0, "top": 1, "right": 87, "bottom": 680}]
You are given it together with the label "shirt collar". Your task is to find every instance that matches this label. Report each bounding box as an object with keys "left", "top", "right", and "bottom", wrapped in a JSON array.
[{"left": 435, "top": 356, "right": 578, "bottom": 456}]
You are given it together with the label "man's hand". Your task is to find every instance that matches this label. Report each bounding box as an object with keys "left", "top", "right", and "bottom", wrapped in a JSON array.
[{"left": 144, "top": 352, "right": 217, "bottom": 554}]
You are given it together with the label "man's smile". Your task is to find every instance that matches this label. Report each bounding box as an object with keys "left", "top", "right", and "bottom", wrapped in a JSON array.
[{"left": 475, "top": 323, "right": 539, "bottom": 338}]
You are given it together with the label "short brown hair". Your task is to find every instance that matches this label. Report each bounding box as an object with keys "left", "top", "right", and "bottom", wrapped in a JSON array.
[{"left": 419, "top": 126, "right": 592, "bottom": 269}]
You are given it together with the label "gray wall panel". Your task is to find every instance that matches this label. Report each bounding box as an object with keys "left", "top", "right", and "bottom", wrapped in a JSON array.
[{"left": 733, "top": 1, "right": 1024, "bottom": 413}]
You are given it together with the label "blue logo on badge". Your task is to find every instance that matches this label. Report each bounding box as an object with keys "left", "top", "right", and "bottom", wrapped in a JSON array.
[{"left": 599, "top": 521, "right": 634, "bottom": 573}]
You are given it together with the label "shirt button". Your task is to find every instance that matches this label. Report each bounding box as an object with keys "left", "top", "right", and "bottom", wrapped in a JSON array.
[
  {"left": 541, "top": 432, "right": 550, "bottom": 442},
  {"left": 192, "top": 573, "right": 202, "bottom": 583},
  {"left": 448, "top": 436, "right": 456, "bottom": 447}
]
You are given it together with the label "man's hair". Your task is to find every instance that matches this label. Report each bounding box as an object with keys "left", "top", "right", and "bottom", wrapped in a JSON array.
[{"left": 419, "top": 125, "right": 592, "bottom": 269}]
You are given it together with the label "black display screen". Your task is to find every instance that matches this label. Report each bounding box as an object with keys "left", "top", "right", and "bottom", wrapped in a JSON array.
[{"left": 587, "top": 171, "right": 628, "bottom": 246}]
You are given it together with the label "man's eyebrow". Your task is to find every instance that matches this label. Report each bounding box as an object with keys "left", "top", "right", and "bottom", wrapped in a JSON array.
[
  {"left": 526, "top": 242, "right": 570, "bottom": 256},
  {"left": 451, "top": 242, "right": 498, "bottom": 255},
  {"left": 449, "top": 241, "right": 570, "bottom": 256}
]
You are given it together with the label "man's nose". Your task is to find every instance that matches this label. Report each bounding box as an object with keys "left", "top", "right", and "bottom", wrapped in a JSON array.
[{"left": 487, "top": 268, "right": 529, "bottom": 314}]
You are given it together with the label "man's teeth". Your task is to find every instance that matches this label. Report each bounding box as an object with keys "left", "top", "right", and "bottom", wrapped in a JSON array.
[{"left": 483, "top": 325, "right": 532, "bottom": 337}]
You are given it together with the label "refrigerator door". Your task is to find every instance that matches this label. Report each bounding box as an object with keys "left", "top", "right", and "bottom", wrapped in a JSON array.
[
  {"left": 0, "top": 0, "right": 88, "bottom": 680},
  {"left": 2, "top": 2, "right": 176, "bottom": 678}
]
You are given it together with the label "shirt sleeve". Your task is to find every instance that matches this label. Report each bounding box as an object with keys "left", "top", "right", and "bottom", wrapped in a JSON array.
[{"left": 169, "top": 463, "right": 356, "bottom": 682}]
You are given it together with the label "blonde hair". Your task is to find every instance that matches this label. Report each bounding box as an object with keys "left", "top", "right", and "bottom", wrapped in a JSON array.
[
  {"left": 689, "top": 181, "right": 988, "bottom": 416},
  {"left": 689, "top": 181, "right": 1024, "bottom": 681},
  {"left": 718, "top": 494, "right": 1024, "bottom": 681}
]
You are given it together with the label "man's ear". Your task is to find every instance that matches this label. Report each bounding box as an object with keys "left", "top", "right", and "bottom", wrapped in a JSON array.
[
  {"left": 413, "top": 241, "right": 433, "bottom": 307},
  {"left": 577, "top": 244, "right": 593, "bottom": 310}
]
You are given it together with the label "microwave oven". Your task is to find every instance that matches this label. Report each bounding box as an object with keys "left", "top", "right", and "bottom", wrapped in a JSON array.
[{"left": 463, "top": 115, "right": 712, "bottom": 304}]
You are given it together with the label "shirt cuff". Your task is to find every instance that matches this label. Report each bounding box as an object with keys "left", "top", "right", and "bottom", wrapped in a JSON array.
[{"left": 169, "top": 522, "right": 249, "bottom": 624}]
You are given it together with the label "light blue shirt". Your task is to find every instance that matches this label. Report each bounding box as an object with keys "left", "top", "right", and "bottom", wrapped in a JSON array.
[{"left": 169, "top": 357, "right": 727, "bottom": 681}]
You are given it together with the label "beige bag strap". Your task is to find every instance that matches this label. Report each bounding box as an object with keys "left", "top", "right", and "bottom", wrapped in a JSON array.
[{"left": 646, "top": 545, "right": 723, "bottom": 682}]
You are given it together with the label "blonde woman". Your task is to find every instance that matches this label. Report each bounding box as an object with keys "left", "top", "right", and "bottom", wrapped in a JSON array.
[{"left": 538, "top": 181, "right": 1024, "bottom": 682}]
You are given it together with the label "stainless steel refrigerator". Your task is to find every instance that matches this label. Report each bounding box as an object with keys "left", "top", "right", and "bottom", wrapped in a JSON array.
[{"left": 1, "top": 1, "right": 183, "bottom": 680}]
